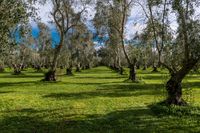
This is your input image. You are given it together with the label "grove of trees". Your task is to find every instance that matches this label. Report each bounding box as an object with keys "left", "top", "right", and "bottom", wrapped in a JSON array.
[{"left": 0, "top": 0, "right": 200, "bottom": 106}]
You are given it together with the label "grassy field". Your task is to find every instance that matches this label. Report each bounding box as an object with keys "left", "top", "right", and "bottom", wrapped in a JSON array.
[{"left": 0, "top": 66, "right": 200, "bottom": 133}]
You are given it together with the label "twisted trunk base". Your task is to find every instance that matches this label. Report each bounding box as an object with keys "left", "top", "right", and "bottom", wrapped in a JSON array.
[
  {"left": 66, "top": 68, "right": 73, "bottom": 76},
  {"left": 164, "top": 59, "right": 199, "bottom": 106},
  {"left": 44, "top": 71, "right": 56, "bottom": 81},
  {"left": 129, "top": 65, "right": 136, "bottom": 81},
  {"left": 165, "top": 77, "right": 187, "bottom": 106}
]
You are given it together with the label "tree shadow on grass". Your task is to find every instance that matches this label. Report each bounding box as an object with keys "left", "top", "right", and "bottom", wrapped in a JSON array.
[
  {"left": 0, "top": 81, "right": 50, "bottom": 89},
  {"left": 0, "top": 80, "right": 66, "bottom": 89},
  {"left": 0, "top": 107, "right": 199, "bottom": 133},
  {"left": 0, "top": 74, "right": 44, "bottom": 79},
  {"left": 0, "top": 115, "right": 56, "bottom": 133},
  {"left": 43, "top": 91, "right": 134, "bottom": 100},
  {"left": 183, "top": 81, "right": 200, "bottom": 88},
  {"left": 0, "top": 80, "right": 121, "bottom": 89},
  {"left": 99, "top": 83, "right": 163, "bottom": 91},
  {"left": 80, "top": 69, "right": 114, "bottom": 74},
  {"left": 43, "top": 83, "right": 164, "bottom": 100},
  {"left": 141, "top": 75, "right": 169, "bottom": 80},
  {"left": 150, "top": 102, "right": 200, "bottom": 117},
  {"left": 63, "top": 82, "right": 108, "bottom": 86},
  {"left": 187, "top": 75, "right": 200, "bottom": 78},
  {"left": 75, "top": 76, "right": 127, "bottom": 79},
  {"left": 0, "top": 91, "right": 15, "bottom": 94}
]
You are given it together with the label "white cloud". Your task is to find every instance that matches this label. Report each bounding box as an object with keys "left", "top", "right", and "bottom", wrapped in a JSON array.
[
  {"left": 125, "top": 4, "right": 147, "bottom": 39},
  {"left": 35, "top": 2, "right": 53, "bottom": 23},
  {"left": 33, "top": 1, "right": 144, "bottom": 39},
  {"left": 33, "top": 1, "right": 200, "bottom": 40}
]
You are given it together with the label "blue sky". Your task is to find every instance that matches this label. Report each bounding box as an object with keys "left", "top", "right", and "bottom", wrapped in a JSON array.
[
  {"left": 31, "top": 22, "right": 106, "bottom": 45},
  {"left": 31, "top": 23, "right": 60, "bottom": 45},
  {"left": 31, "top": 21, "right": 106, "bottom": 46}
]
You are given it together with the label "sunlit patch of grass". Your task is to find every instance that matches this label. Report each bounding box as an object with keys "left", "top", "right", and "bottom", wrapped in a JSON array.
[{"left": 0, "top": 66, "right": 199, "bottom": 132}]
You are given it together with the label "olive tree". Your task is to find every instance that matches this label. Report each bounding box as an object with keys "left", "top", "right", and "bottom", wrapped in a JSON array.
[
  {"left": 44, "top": 0, "right": 91, "bottom": 81},
  {"left": 140, "top": 0, "right": 200, "bottom": 105}
]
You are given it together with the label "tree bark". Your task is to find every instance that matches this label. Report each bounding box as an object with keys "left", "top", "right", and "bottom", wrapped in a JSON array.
[
  {"left": 44, "top": 1, "right": 65, "bottom": 81},
  {"left": 66, "top": 64, "right": 73, "bottom": 76},
  {"left": 44, "top": 70, "right": 56, "bottom": 81},
  {"left": 66, "top": 68, "right": 72, "bottom": 76},
  {"left": 165, "top": 59, "right": 199, "bottom": 105},
  {"left": 44, "top": 48, "right": 61, "bottom": 81},
  {"left": 166, "top": 76, "right": 187, "bottom": 105},
  {"left": 129, "top": 64, "right": 136, "bottom": 81}
]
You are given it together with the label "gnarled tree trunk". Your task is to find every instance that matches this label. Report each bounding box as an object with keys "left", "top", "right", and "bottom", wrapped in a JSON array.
[
  {"left": 165, "top": 59, "right": 199, "bottom": 105},
  {"left": 166, "top": 75, "right": 186, "bottom": 105},
  {"left": 129, "top": 64, "right": 136, "bottom": 81},
  {"left": 44, "top": 45, "right": 62, "bottom": 81},
  {"left": 44, "top": 70, "right": 56, "bottom": 81},
  {"left": 66, "top": 63, "right": 73, "bottom": 76},
  {"left": 66, "top": 68, "right": 73, "bottom": 76}
]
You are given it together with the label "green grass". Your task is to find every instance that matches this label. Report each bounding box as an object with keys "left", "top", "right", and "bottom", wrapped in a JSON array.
[{"left": 0, "top": 66, "right": 200, "bottom": 133}]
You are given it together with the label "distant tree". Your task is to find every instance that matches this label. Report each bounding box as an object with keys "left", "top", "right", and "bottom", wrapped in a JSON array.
[
  {"left": 9, "top": 25, "right": 36, "bottom": 74},
  {"left": 109, "top": 0, "right": 137, "bottom": 81},
  {"left": 94, "top": 0, "right": 136, "bottom": 78},
  {"left": 79, "top": 33, "right": 96, "bottom": 70},
  {"left": 36, "top": 22, "right": 53, "bottom": 70},
  {"left": 139, "top": 32, "right": 153, "bottom": 70},
  {"left": 93, "top": 1, "right": 119, "bottom": 70},
  {"left": 0, "top": 0, "right": 31, "bottom": 72}
]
